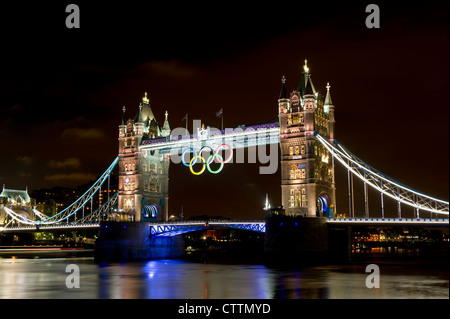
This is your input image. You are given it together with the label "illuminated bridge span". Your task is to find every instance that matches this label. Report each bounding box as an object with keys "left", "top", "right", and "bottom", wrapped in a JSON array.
[
  {"left": 148, "top": 220, "right": 267, "bottom": 238},
  {"left": 1, "top": 218, "right": 448, "bottom": 234},
  {"left": 1, "top": 132, "right": 448, "bottom": 230},
  {"left": 1, "top": 158, "right": 119, "bottom": 228},
  {"left": 141, "top": 122, "right": 280, "bottom": 154},
  {"left": 315, "top": 134, "right": 449, "bottom": 217},
  {"left": 1, "top": 62, "right": 448, "bottom": 233}
]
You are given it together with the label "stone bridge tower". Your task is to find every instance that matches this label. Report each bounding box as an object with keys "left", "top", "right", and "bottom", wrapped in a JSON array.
[
  {"left": 278, "top": 60, "right": 336, "bottom": 217},
  {"left": 117, "top": 93, "right": 170, "bottom": 222}
]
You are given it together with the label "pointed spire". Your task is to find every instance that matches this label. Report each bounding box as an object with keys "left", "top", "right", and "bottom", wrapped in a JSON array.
[
  {"left": 304, "top": 74, "right": 315, "bottom": 96},
  {"left": 297, "top": 58, "right": 312, "bottom": 96},
  {"left": 163, "top": 111, "right": 170, "bottom": 130},
  {"left": 137, "top": 104, "right": 144, "bottom": 123},
  {"left": 324, "top": 82, "right": 333, "bottom": 106},
  {"left": 121, "top": 106, "right": 126, "bottom": 125},
  {"left": 303, "top": 59, "right": 309, "bottom": 73},
  {"left": 161, "top": 110, "right": 171, "bottom": 137},
  {"left": 264, "top": 193, "right": 271, "bottom": 211},
  {"left": 279, "top": 75, "right": 288, "bottom": 99},
  {"left": 142, "top": 92, "right": 150, "bottom": 104}
]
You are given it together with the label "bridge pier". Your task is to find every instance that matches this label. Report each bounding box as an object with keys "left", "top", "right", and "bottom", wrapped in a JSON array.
[
  {"left": 264, "top": 215, "right": 330, "bottom": 266},
  {"left": 264, "top": 215, "right": 353, "bottom": 265},
  {"left": 94, "top": 221, "right": 185, "bottom": 262}
]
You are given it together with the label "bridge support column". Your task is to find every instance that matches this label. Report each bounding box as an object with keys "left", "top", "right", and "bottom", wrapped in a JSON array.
[
  {"left": 94, "top": 221, "right": 185, "bottom": 262},
  {"left": 264, "top": 215, "right": 329, "bottom": 266}
]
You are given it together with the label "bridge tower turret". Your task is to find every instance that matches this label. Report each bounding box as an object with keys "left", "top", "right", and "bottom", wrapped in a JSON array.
[
  {"left": 117, "top": 93, "right": 170, "bottom": 223},
  {"left": 324, "top": 82, "right": 335, "bottom": 143},
  {"left": 279, "top": 60, "right": 336, "bottom": 218}
]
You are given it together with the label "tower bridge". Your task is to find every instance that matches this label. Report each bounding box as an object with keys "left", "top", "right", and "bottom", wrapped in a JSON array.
[{"left": 1, "top": 60, "right": 448, "bottom": 263}]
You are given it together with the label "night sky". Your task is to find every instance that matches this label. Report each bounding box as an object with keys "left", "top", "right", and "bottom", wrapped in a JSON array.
[{"left": 1, "top": 1, "right": 448, "bottom": 219}]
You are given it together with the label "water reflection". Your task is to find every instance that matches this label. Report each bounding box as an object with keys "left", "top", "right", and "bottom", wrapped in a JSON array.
[{"left": 0, "top": 258, "right": 448, "bottom": 299}]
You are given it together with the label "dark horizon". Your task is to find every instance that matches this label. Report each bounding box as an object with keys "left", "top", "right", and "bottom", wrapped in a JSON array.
[{"left": 1, "top": 1, "right": 448, "bottom": 219}]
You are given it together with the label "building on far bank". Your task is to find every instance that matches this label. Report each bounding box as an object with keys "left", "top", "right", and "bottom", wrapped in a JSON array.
[{"left": 0, "top": 185, "right": 36, "bottom": 226}]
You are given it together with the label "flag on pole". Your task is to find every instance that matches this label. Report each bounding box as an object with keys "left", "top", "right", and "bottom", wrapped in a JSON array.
[{"left": 216, "top": 108, "right": 223, "bottom": 118}]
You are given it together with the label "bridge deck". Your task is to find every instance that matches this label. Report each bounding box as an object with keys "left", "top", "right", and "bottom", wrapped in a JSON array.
[{"left": 1, "top": 218, "right": 447, "bottom": 233}]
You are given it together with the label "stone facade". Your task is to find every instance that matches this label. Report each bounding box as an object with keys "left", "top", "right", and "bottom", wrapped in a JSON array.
[
  {"left": 117, "top": 94, "right": 170, "bottom": 222},
  {"left": 278, "top": 61, "right": 336, "bottom": 217}
]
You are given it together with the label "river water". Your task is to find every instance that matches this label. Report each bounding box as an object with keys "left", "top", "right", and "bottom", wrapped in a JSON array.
[{"left": 0, "top": 257, "right": 447, "bottom": 299}]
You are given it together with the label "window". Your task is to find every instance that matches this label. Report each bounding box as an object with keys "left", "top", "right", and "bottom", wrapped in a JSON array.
[
  {"left": 292, "top": 114, "right": 299, "bottom": 124},
  {"left": 299, "top": 113, "right": 304, "bottom": 124},
  {"left": 301, "top": 144, "right": 305, "bottom": 154},
  {"left": 290, "top": 190, "right": 295, "bottom": 208},
  {"left": 295, "top": 146, "right": 299, "bottom": 155},
  {"left": 290, "top": 169, "right": 295, "bottom": 180},
  {"left": 295, "top": 191, "right": 301, "bottom": 207},
  {"left": 289, "top": 146, "right": 293, "bottom": 156},
  {"left": 314, "top": 146, "right": 318, "bottom": 156},
  {"left": 150, "top": 163, "right": 156, "bottom": 173},
  {"left": 301, "top": 169, "right": 306, "bottom": 179}
]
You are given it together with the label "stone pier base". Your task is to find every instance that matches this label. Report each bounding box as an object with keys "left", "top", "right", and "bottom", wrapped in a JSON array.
[
  {"left": 264, "top": 216, "right": 329, "bottom": 266},
  {"left": 94, "top": 221, "right": 185, "bottom": 262}
]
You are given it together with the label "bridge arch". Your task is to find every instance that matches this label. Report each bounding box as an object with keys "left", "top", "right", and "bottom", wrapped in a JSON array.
[
  {"left": 149, "top": 221, "right": 266, "bottom": 237},
  {"left": 316, "top": 193, "right": 330, "bottom": 217}
]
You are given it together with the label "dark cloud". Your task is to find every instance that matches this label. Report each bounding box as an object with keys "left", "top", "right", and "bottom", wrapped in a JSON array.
[
  {"left": 44, "top": 172, "right": 96, "bottom": 182},
  {"left": 48, "top": 158, "right": 82, "bottom": 169},
  {"left": 16, "top": 156, "right": 34, "bottom": 165},
  {"left": 61, "top": 127, "right": 106, "bottom": 139}
]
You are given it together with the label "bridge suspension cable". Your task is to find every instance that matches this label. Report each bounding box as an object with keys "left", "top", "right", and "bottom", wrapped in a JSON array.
[
  {"left": 74, "top": 192, "right": 118, "bottom": 224},
  {"left": 2, "top": 157, "right": 119, "bottom": 226},
  {"left": 315, "top": 134, "right": 449, "bottom": 216}
]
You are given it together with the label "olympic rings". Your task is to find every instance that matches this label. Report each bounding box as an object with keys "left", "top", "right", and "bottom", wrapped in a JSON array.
[
  {"left": 189, "top": 156, "right": 206, "bottom": 175},
  {"left": 215, "top": 144, "right": 233, "bottom": 163},
  {"left": 181, "top": 148, "right": 196, "bottom": 167},
  {"left": 199, "top": 146, "right": 215, "bottom": 165},
  {"left": 182, "top": 144, "right": 233, "bottom": 175},
  {"left": 207, "top": 153, "right": 224, "bottom": 174}
]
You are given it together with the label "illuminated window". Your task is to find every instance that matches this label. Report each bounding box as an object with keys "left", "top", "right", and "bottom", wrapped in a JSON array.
[
  {"left": 290, "top": 169, "right": 295, "bottom": 179},
  {"left": 314, "top": 146, "right": 318, "bottom": 156},
  {"left": 301, "top": 144, "right": 305, "bottom": 154},
  {"left": 295, "top": 191, "right": 301, "bottom": 207},
  {"left": 299, "top": 113, "right": 304, "bottom": 124},
  {"left": 301, "top": 169, "right": 306, "bottom": 179},
  {"left": 295, "top": 169, "right": 300, "bottom": 179},
  {"left": 295, "top": 146, "right": 299, "bottom": 155},
  {"left": 301, "top": 195, "right": 306, "bottom": 206},
  {"left": 292, "top": 114, "right": 299, "bottom": 124},
  {"left": 289, "top": 189, "right": 295, "bottom": 207},
  {"left": 289, "top": 146, "right": 294, "bottom": 156}
]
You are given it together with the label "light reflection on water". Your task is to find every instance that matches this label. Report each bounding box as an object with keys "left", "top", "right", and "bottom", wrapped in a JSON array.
[{"left": 0, "top": 258, "right": 448, "bottom": 299}]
